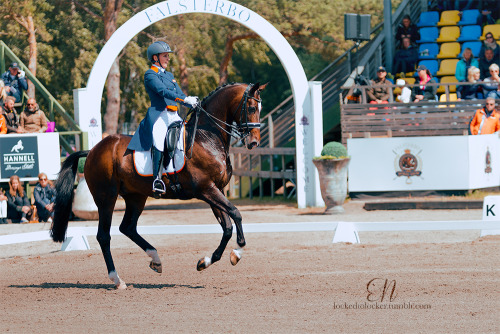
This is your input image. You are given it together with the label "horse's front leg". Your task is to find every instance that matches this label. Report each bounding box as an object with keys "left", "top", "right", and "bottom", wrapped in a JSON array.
[{"left": 197, "top": 188, "right": 245, "bottom": 271}]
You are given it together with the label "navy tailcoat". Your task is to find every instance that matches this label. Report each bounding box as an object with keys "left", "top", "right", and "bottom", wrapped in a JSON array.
[{"left": 128, "top": 66, "right": 188, "bottom": 151}]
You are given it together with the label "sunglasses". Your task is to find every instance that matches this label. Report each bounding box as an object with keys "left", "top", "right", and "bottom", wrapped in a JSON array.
[
  {"left": 39, "top": 178, "right": 47, "bottom": 181},
  {"left": 27, "top": 103, "right": 36, "bottom": 106},
  {"left": 486, "top": 35, "right": 493, "bottom": 39},
  {"left": 486, "top": 103, "right": 495, "bottom": 106}
]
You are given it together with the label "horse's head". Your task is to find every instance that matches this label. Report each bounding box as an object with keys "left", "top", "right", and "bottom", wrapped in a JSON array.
[{"left": 235, "top": 82, "right": 268, "bottom": 149}]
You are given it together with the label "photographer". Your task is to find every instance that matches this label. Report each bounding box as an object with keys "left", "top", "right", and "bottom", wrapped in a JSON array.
[{"left": 1, "top": 62, "right": 28, "bottom": 103}]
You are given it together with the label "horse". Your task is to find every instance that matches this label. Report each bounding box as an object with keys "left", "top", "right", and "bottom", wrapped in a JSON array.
[{"left": 50, "top": 82, "right": 267, "bottom": 289}]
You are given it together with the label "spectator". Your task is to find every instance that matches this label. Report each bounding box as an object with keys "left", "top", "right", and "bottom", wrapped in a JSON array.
[
  {"left": 0, "top": 80, "right": 7, "bottom": 107},
  {"left": 0, "top": 110, "right": 7, "bottom": 134},
  {"left": 19, "top": 98, "right": 47, "bottom": 133},
  {"left": 483, "top": 63, "right": 500, "bottom": 99},
  {"left": 395, "top": 79, "right": 412, "bottom": 103},
  {"left": 457, "top": 66, "right": 484, "bottom": 101},
  {"left": 6, "top": 175, "right": 32, "bottom": 224},
  {"left": 480, "top": 33, "right": 500, "bottom": 61},
  {"left": 469, "top": 97, "right": 500, "bottom": 135},
  {"left": 393, "top": 37, "right": 418, "bottom": 75},
  {"left": 33, "top": 173, "right": 56, "bottom": 223},
  {"left": 479, "top": 48, "right": 499, "bottom": 80},
  {"left": 1, "top": 96, "right": 22, "bottom": 133},
  {"left": 456, "top": 48, "right": 479, "bottom": 82},
  {"left": 1, "top": 62, "right": 28, "bottom": 103},
  {"left": 366, "top": 66, "right": 391, "bottom": 105},
  {"left": 411, "top": 65, "right": 437, "bottom": 102},
  {"left": 396, "top": 15, "right": 420, "bottom": 45},
  {"left": 0, "top": 188, "right": 7, "bottom": 224}
]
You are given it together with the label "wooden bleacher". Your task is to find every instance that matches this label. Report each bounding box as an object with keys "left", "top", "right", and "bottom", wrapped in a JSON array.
[{"left": 340, "top": 82, "right": 489, "bottom": 144}]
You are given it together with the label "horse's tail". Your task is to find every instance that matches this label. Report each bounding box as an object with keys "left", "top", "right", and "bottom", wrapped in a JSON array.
[{"left": 50, "top": 150, "right": 89, "bottom": 242}]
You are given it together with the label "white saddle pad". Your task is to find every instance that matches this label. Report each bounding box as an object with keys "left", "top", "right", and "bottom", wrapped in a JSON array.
[{"left": 133, "top": 126, "right": 186, "bottom": 176}]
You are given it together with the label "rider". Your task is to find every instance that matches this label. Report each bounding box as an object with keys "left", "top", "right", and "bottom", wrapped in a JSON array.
[{"left": 128, "top": 41, "right": 199, "bottom": 195}]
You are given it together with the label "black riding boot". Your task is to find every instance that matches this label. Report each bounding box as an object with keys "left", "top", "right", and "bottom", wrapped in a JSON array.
[{"left": 152, "top": 147, "right": 166, "bottom": 196}]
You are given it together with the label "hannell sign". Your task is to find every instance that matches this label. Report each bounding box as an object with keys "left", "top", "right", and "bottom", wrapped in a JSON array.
[{"left": 0, "top": 136, "right": 39, "bottom": 178}]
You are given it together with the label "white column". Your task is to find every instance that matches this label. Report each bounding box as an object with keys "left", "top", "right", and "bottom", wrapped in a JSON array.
[
  {"left": 309, "top": 81, "right": 325, "bottom": 207},
  {"left": 295, "top": 81, "right": 324, "bottom": 208},
  {"left": 73, "top": 88, "right": 102, "bottom": 149}
]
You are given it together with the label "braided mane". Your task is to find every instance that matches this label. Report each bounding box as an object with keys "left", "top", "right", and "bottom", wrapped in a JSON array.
[{"left": 201, "top": 82, "right": 242, "bottom": 106}]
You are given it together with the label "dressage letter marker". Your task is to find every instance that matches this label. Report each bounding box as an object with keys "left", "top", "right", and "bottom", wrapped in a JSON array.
[{"left": 480, "top": 196, "right": 500, "bottom": 237}]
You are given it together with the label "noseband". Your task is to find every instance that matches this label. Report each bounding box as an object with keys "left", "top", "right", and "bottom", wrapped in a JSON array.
[{"left": 194, "top": 83, "right": 261, "bottom": 140}]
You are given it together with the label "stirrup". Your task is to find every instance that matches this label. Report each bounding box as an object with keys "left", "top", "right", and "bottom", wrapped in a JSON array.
[{"left": 153, "top": 178, "right": 166, "bottom": 194}]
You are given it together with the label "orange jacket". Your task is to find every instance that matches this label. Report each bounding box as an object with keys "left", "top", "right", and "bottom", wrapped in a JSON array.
[
  {"left": 470, "top": 108, "right": 500, "bottom": 135},
  {"left": 0, "top": 114, "right": 7, "bottom": 134}
]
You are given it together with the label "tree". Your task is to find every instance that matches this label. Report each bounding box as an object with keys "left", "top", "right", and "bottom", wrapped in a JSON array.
[{"left": 0, "top": 0, "right": 53, "bottom": 97}]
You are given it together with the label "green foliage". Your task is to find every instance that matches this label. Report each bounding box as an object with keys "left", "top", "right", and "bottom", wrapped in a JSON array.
[
  {"left": 0, "top": 0, "right": 403, "bottom": 132},
  {"left": 317, "top": 141, "right": 349, "bottom": 159},
  {"left": 77, "top": 157, "right": 86, "bottom": 174}
]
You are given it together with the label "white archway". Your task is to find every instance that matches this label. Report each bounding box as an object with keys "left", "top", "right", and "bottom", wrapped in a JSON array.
[{"left": 73, "top": 0, "right": 323, "bottom": 208}]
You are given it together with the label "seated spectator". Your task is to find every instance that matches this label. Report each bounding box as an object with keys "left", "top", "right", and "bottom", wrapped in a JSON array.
[
  {"left": 19, "top": 98, "right": 47, "bottom": 133},
  {"left": 366, "top": 66, "right": 391, "bottom": 105},
  {"left": 1, "top": 62, "right": 28, "bottom": 103},
  {"left": 411, "top": 65, "right": 437, "bottom": 102},
  {"left": 479, "top": 48, "right": 499, "bottom": 79},
  {"left": 6, "top": 175, "right": 32, "bottom": 224},
  {"left": 1, "top": 96, "right": 21, "bottom": 133},
  {"left": 393, "top": 37, "right": 418, "bottom": 75},
  {"left": 395, "top": 79, "right": 412, "bottom": 103},
  {"left": 0, "top": 79, "right": 7, "bottom": 107},
  {"left": 33, "top": 173, "right": 56, "bottom": 223},
  {"left": 457, "top": 66, "right": 484, "bottom": 100},
  {"left": 483, "top": 63, "right": 500, "bottom": 99},
  {"left": 396, "top": 15, "right": 420, "bottom": 45},
  {"left": 0, "top": 188, "right": 7, "bottom": 224},
  {"left": 456, "top": 48, "right": 479, "bottom": 82},
  {"left": 469, "top": 97, "right": 500, "bottom": 135},
  {"left": 480, "top": 33, "right": 500, "bottom": 61}
]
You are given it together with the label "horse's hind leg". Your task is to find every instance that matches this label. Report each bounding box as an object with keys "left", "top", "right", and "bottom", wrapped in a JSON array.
[
  {"left": 197, "top": 188, "right": 245, "bottom": 271},
  {"left": 119, "top": 194, "right": 162, "bottom": 273}
]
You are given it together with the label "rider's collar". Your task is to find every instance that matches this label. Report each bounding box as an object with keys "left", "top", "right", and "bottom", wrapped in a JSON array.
[{"left": 152, "top": 64, "right": 165, "bottom": 73}]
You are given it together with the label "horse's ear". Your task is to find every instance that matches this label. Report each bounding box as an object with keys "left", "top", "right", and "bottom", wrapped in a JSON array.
[
  {"left": 249, "top": 82, "right": 260, "bottom": 96},
  {"left": 258, "top": 82, "right": 269, "bottom": 91}
]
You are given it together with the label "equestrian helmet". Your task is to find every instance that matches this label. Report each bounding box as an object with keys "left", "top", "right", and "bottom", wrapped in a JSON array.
[{"left": 147, "top": 41, "right": 173, "bottom": 62}]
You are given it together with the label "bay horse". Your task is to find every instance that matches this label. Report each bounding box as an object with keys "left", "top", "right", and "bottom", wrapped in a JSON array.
[{"left": 51, "top": 82, "right": 267, "bottom": 289}]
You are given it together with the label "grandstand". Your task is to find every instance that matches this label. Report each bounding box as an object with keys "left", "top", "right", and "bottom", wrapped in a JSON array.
[{"left": 339, "top": 1, "right": 500, "bottom": 144}]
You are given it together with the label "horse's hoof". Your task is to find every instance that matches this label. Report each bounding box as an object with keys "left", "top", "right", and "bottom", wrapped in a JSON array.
[
  {"left": 109, "top": 271, "right": 126, "bottom": 290},
  {"left": 115, "top": 280, "right": 127, "bottom": 290},
  {"left": 197, "top": 256, "right": 211, "bottom": 271},
  {"left": 230, "top": 248, "right": 243, "bottom": 266},
  {"left": 149, "top": 261, "right": 162, "bottom": 273}
]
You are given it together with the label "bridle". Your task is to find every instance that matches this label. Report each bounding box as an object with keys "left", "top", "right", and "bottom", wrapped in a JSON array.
[{"left": 194, "top": 83, "right": 262, "bottom": 140}]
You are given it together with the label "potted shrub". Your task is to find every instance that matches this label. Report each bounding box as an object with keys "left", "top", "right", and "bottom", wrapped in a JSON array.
[{"left": 313, "top": 142, "right": 351, "bottom": 214}]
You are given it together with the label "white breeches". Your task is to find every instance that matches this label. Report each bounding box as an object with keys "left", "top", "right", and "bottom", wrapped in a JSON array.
[
  {"left": 0, "top": 200, "right": 7, "bottom": 218},
  {"left": 152, "top": 110, "right": 182, "bottom": 151}
]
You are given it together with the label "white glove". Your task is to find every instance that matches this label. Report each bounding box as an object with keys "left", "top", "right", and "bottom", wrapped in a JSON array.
[
  {"left": 18, "top": 70, "right": 25, "bottom": 79},
  {"left": 184, "top": 96, "right": 199, "bottom": 107}
]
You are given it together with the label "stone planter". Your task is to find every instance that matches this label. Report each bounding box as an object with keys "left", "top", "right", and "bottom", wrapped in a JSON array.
[
  {"left": 313, "top": 158, "right": 351, "bottom": 214},
  {"left": 72, "top": 177, "right": 99, "bottom": 220}
]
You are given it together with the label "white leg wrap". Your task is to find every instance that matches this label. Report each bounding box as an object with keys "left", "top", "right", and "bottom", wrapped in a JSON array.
[
  {"left": 204, "top": 256, "right": 212, "bottom": 267},
  {"left": 146, "top": 249, "right": 161, "bottom": 264},
  {"left": 108, "top": 270, "right": 126, "bottom": 289}
]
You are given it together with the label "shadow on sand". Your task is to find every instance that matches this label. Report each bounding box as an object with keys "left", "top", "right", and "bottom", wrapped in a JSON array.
[{"left": 9, "top": 282, "right": 205, "bottom": 290}]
